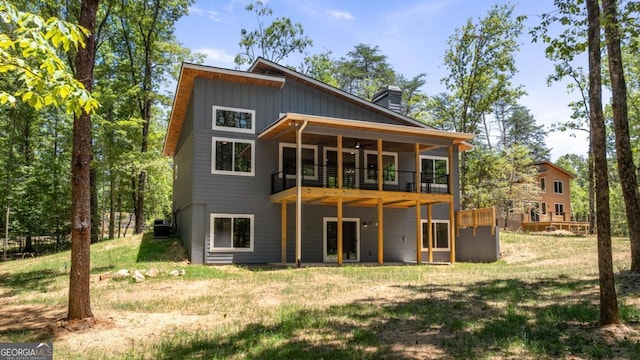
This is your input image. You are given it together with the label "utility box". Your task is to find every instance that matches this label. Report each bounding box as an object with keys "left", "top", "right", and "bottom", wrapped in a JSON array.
[{"left": 153, "top": 219, "right": 170, "bottom": 238}]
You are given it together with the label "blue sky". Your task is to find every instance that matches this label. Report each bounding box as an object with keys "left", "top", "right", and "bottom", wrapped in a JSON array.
[{"left": 174, "top": 0, "right": 589, "bottom": 161}]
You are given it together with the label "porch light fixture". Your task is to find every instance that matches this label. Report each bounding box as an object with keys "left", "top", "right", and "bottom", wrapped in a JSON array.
[
  {"left": 355, "top": 141, "right": 361, "bottom": 149},
  {"left": 362, "top": 222, "right": 369, "bottom": 229}
]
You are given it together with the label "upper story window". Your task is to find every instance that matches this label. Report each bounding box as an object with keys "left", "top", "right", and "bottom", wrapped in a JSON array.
[
  {"left": 212, "top": 105, "right": 255, "bottom": 134},
  {"left": 553, "top": 180, "right": 563, "bottom": 194},
  {"left": 279, "top": 143, "right": 318, "bottom": 180},
  {"left": 211, "top": 137, "right": 255, "bottom": 176},
  {"left": 364, "top": 151, "right": 398, "bottom": 185},
  {"left": 540, "top": 177, "right": 546, "bottom": 192},
  {"left": 420, "top": 155, "right": 449, "bottom": 188}
]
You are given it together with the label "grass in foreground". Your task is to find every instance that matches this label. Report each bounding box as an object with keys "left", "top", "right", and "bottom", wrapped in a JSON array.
[{"left": 1, "top": 232, "right": 639, "bottom": 359}]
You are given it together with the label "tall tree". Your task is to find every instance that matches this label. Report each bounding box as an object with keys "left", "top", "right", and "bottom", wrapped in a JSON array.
[
  {"left": 68, "top": 0, "right": 99, "bottom": 321},
  {"left": 532, "top": 3, "right": 595, "bottom": 234},
  {"left": 586, "top": 0, "right": 620, "bottom": 326},
  {"left": 497, "top": 104, "right": 551, "bottom": 160},
  {"left": 115, "top": 0, "right": 193, "bottom": 234},
  {"left": 235, "top": 0, "right": 312, "bottom": 68},
  {"left": 602, "top": 0, "right": 640, "bottom": 272},
  {"left": 335, "top": 43, "right": 397, "bottom": 101},
  {"left": 440, "top": 3, "right": 524, "bottom": 207}
]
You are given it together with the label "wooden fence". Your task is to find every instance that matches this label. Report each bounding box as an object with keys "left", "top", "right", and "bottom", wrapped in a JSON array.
[{"left": 457, "top": 206, "right": 496, "bottom": 236}]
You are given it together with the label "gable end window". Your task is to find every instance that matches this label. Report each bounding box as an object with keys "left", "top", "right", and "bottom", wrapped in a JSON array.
[
  {"left": 210, "top": 214, "right": 254, "bottom": 252},
  {"left": 212, "top": 137, "right": 255, "bottom": 176},
  {"left": 553, "top": 180, "right": 563, "bottom": 194},
  {"left": 212, "top": 105, "right": 255, "bottom": 134}
]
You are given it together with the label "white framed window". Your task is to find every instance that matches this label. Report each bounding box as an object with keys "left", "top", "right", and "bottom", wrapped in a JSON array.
[
  {"left": 541, "top": 202, "right": 547, "bottom": 215},
  {"left": 555, "top": 203, "right": 565, "bottom": 216},
  {"left": 210, "top": 213, "right": 254, "bottom": 252},
  {"left": 279, "top": 143, "right": 318, "bottom": 180},
  {"left": 211, "top": 137, "right": 255, "bottom": 176},
  {"left": 212, "top": 105, "right": 255, "bottom": 134},
  {"left": 364, "top": 150, "right": 398, "bottom": 185},
  {"left": 421, "top": 220, "right": 450, "bottom": 251},
  {"left": 540, "top": 177, "right": 546, "bottom": 192},
  {"left": 553, "top": 180, "right": 563, "bottom": 194},
  {"left": 323, "top": 147, "right": 360, "bottom": 189},
  {"left": 420, "top": 155, "right": 449, "bottom": 189}
]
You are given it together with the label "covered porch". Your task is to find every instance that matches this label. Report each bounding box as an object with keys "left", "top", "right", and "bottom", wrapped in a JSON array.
[{"left": 259, "top": 113, "right": 474, "bottom": 265}]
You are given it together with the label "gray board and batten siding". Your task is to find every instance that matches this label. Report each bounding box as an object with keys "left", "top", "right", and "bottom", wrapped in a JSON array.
[{"left": 171, "top": 62, "right": 472, "bottom": 265}]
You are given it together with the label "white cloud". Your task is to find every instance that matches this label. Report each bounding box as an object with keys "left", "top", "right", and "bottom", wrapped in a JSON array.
[
  {"left": 189, "top": 6, "right": 204, "bottom": 15},
  {"left": 326, "top": 10, "right": 354, "bottom": 20},
  {"left": 207, "top": 10, "right": 223, "bottom": 22},
  {"left": 189, "top": 6, "right": 223, "bottom": 22},
  {"left": 195, "top": 47, "right": 236, "bottom": 67}
]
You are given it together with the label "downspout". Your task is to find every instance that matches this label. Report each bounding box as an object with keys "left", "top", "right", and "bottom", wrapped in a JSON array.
[{"left": 295, "top": 120, "right": 308, "bottom": 267}]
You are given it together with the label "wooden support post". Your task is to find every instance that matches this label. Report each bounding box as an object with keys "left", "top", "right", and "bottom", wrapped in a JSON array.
[
  {"left": 377, "top": 139, "right": 383, "bottom": 191},
  {"left": 416, "top": 200, "right": 422, "bottom": 264},
  {"left": 427, "top": 204, "right": 433, "bottom": 263},
  {"left": 449, "top": 200, "right": 456, "bottom": 263},
  {"left": 448, "top": 145, "right": 454, "bottom": 194},
  {"left": 337, "top": 197, "right": 343, "bottom": 266},
  {"left": 415, "top": 143, "right": 420, "bottom": 193},
  {"left": 337, "top": 135, "right": 343, "bottom": 189},
  {"left": 491, "top": 206, "right": 496, "bottom": 235},
  {"left": 281, "top": 200, "right": 287, "bottom": 264},
  {"left": 377, "top": 198, "right": 384, "bottom": 265}
]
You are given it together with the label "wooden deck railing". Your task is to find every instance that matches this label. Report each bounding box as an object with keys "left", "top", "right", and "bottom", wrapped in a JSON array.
[{"left": 457, "top": 206, "right": 496, "bottom": 236}]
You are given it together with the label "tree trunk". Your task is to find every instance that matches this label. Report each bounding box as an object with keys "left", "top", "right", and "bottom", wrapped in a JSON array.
[
  {"left": 586, "top": 0, "right": 620, "bottom": 326},
  {"left": 602, "top": 0, "right": 640, "bottom": 272},
  {"left": 68, "top": 0, "right": 99, "bottom": 321},
  {"left": 589, "top": 143, "right": 596, "bottom": 234},
  {"left": 90, "top": 166, "right": 99, "bottom": 243},
  {"left": 109, "top": 171, "right": 115, "bottom": 240}
]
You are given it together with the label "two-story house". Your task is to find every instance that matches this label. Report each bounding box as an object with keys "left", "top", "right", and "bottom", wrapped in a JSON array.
[
  {"left": 520, "top": 160, "right": 589, "bottom": 234},
  {"left": 163, "top": 58, "right": 499, "bottom": 265}
]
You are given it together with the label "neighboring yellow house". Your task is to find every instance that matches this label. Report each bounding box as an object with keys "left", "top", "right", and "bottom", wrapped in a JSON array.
[{"left": 521, "top": 161, "right": 589, "bottom": 234}]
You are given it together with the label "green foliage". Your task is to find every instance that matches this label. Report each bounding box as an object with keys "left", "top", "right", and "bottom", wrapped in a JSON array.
[
  {"left": 235, "top": 1, "right": 312, "bottom": 68},
  {"left": 439, "top": 3, "right": 524, "bottom": 135},
  {"left": 0, "top": 0, "right": 98, "bottom": 115}
]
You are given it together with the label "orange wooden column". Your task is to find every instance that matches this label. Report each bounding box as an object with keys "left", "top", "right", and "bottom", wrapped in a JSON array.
[{"left": 415, "top": 143, "right": 420, "bottom": 193}]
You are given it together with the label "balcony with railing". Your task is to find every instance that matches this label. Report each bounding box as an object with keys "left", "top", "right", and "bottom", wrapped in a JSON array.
[{"left": 271, "top": 165, "right": 450, "bottom": 195}]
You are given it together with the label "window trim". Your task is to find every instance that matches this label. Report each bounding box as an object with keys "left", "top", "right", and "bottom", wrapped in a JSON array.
[
  {"left": 212, "top": 105, "right": 255, "bottom": 134},
  {"left": 554, "top": 203, "right": 565, "bottom": 216},
  {"left": 278, "top": 143, "right": 318, "bottom": 180},
  {"left": 540, "top": 177, "right": 546, "bottom": 193},
  {"left": 363, "top": 150, "right": 398, "bottom": 185},
  {"left": 420, "top": 155, "right": 449, "bottom": 189},
  {"left": 209, "top": 213, "right": 254, "bottom": 252},
  {"left": 322, "top": 217, "right": 360, "bottom": 262},
  {"left": 323, "top": 147, "right": 360, "bottom": 188},
  {"left": 553, "top": 180, "right": 564, "bottom": 194},
  {"left": 211, "top": 137, "right": 255, "bottom": 176},
  {"left": 421, "top": 219, "right": 450, "bottom": 251},
  {"left": 541, "top": 202, "right": 547, "bottom": 215}
]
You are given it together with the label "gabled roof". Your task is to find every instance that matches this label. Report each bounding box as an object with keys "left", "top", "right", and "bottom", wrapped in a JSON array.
[
  {"left": 248, "top": 57, "right": 431, "bottom": 129},
  {"left": 163, "top": 62, "right": 286, "bottom": 156},
  {"left": 532, "top": 160, "right": 576, "bottom": 179}
]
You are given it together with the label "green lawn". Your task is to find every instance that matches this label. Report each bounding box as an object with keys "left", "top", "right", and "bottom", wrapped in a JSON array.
[{"left": 1, "top": 232, "right": 639, "bottom": 359}]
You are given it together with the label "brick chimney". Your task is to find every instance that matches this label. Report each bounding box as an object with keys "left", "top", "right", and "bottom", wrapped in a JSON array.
[{"left": 372, "top": 85, "right": 402, "bottom": 113}]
